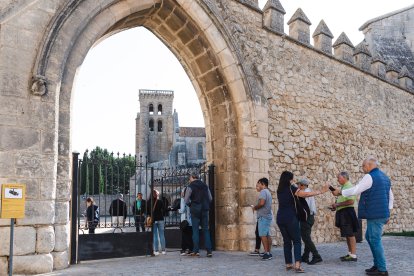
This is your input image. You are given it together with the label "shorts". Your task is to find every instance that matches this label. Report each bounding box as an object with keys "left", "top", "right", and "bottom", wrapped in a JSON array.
[
  {"left": 335, "top": 208, "right": 359, "bottom": 237},
  {"left": 258, "top": 217, "right": 272, "bottom": 237}
]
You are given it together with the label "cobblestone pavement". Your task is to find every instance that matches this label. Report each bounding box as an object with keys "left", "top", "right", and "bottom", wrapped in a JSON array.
[{"left": 42, "top": 236, "right": 413, "bottom": 276}]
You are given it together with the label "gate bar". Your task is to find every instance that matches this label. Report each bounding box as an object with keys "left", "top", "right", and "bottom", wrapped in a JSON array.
[{"left": 70, "top": 152, "right": 80, "bottom": 264}]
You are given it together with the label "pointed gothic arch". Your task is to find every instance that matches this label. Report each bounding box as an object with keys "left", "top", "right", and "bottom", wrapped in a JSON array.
[{"left": 30, "top": 0, "right": 268, "bottom": 254}]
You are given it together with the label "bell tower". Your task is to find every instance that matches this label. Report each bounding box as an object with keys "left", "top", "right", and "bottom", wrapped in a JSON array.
[{"left": 136, "top": 89, "right": 175, "bottom": 163}]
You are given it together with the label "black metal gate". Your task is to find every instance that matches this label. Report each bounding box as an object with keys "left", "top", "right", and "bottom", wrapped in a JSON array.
[{"left": 70, "top": 151, "right": 215, "bottom": 263}]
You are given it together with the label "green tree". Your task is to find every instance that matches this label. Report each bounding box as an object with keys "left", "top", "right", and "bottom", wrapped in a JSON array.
[{"left": 79, "top": 147, "right": 136, "bottom": 195}]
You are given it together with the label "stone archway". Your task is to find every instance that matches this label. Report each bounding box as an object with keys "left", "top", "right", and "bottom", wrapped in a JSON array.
[{"left": 28, "top": 0, "right": 269, "bottom": 269}]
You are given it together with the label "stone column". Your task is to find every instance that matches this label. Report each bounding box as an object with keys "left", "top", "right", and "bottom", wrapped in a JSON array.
[
  {"left": 312, "top": 20, "right": 334, "bottom": 54},
  {"left": 262, "top": 0, "right": 286, "bottom": 34},
  {"left": 287, "top": 8, "right": 312, "bottom": 45},
  {"left": 333, "top": 32, "right": 354, "bottom": 64}
]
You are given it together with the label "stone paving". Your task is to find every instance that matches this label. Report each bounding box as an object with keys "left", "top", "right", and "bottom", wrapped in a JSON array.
[{"left": 40, "top": 236, "right": 413, "bottom": 276}]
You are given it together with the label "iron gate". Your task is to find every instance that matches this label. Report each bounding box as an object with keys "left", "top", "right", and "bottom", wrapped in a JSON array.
[{"left": 70, "top": 151, "right": 215, "bottom": 263}]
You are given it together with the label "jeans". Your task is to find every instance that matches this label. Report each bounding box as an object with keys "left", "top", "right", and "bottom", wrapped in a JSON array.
[
  {"left": 300, "top": 215, "right": 320, "bottom": 259},
  {"left": 153, "top": 220, "right": 166, "bottom": 252},
  {"left": 191, "top": 203, "right": 212, "bottom": 253},
  {"left": 365, "top": 218, "right": 388, "bottom": 272},
  {"left": 278, "top": 217, "right": 301, "bottom": 264}
]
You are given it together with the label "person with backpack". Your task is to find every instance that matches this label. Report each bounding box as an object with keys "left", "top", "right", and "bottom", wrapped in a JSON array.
[
  {"left": 86, "top": 197, "right": 99, "bottom": 234},
  {"left": 185, "top": 173, "right": 213, "bottom": 257},
  {"left": 297, "top": 178, "right": 323, "bottom": 265},
  {"left": 276, "top": 171, "right": 328, "bottom": 273}
]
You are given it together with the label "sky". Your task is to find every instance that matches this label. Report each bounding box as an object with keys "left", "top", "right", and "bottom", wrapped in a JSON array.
[{"left": 72, "top": 0, "right": 414, "bottom": 155}]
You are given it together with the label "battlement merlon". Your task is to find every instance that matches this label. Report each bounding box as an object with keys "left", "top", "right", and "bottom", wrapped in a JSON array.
[{"left": 139, "top": 89, "right": 174, "bottom": 98}]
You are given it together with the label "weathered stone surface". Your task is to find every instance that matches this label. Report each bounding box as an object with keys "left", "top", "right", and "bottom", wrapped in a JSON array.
[
  {"left": 0, "top": 126, "right": 40, "bottom": 151},
  {"left": 0, "top": 226, "right": 36, "bottom": 256},
  {"left": 0, "top": 257, "right": 7, "bottom": 276},
  {"left": 40, "top": 178, "right": 56, "bottom": 200},
  {"left": 36, "top": 226, "right": 55, "bottom": 254},
  {"left": 16, "top": 200, "right": 55, "bottom": 225},
  {"left": 54, "top": 201, "right": 69, "bottom": 224},
  {"left": 13, "top": 254, "right": 53, "bottom": 274},
  {"left": 52, "top": 250, "right": 69, "bottom": 270},
  {"left": 54, "top": 224, "right": 70, "bottom": 252}
]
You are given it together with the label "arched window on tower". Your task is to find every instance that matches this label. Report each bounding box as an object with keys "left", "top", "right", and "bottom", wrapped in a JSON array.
[
  {"left": 158, "top": 104, "right": 162, "bottom": 115},
  {"left": 157, "top": 120, "right": 163, "bottom": 132},
  {"left": 149, "top": 104, "right": 154, "bottom": 115},
  {"left": 149, "top": 119, "right": 154, "bottom": 131},
  {"left": 197, "top": 142, "right": 203, "bottom": 159}
]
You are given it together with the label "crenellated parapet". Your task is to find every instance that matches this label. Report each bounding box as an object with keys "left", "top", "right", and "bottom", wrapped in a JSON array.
[
  {"left": 262, "top": 0, "right": 285, "bottom": 34},
  {"left": 333, "top": 32, "right": 354, "bottom": 64},
  {"left": 260, "top": 0, "right": 414, "bottom": 93},
  {"left": 313, "top": 20, "right": 334, "bottom": 55},
  {"left": 399, "top": 66, "right": 413, "bottom": 89},
  {"left": 287, "top": 8, "right": 311, "bottom": 45},
  {"left": 353, "top": 41, "right": 372, "bottom": 72}
]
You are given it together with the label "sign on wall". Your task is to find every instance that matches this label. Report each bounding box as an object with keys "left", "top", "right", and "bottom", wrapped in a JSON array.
[{"left": 1, "top": 183, "right": 26, "bottom": 218}]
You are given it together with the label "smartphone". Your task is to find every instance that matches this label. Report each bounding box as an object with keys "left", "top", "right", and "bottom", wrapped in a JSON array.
[{"left": 329, "top": 185, "right": 336, "bottom": 192}]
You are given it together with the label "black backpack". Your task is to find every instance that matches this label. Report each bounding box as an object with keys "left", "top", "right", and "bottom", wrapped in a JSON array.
[{"left": 170, "top": 198, "right": 181, "bottom": 211}]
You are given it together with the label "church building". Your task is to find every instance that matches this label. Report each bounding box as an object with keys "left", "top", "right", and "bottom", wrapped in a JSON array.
[{"left": 135, "top": 89, "right": 206, "bottom": 167}]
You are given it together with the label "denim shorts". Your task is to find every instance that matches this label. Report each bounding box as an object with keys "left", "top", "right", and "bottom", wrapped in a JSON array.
[{"left": 258, "top": 217, "right": 272, "bottom": 237}]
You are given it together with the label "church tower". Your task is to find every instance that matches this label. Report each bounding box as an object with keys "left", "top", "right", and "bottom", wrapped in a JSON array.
[{"left": 135, "top": 89, "right": 175, "bottom": 163}]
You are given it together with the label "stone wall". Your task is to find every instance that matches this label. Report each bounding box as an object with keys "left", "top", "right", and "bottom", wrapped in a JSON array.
[{"left": 216, "top": 0, "right": 414, "bottom": 248}]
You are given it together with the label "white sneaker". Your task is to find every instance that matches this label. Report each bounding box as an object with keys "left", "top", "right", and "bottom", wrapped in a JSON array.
[
  {"left": 154, "top": 251, "right": 159, "bottom": 256},
  {"left": 162, "top": 251, "right": 166, "bottom": 255}
]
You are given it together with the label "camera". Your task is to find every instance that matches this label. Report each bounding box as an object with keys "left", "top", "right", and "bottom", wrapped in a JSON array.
[{"left": 328, "top": 185, "right": 336, "bottom": 192}]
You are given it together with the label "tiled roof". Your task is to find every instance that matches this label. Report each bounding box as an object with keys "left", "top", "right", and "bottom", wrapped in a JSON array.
[{"left": 179, "top": 127, "right": 206, "bottom": 137}]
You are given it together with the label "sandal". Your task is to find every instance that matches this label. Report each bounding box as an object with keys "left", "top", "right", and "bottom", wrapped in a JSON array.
[
  {"left": 286, "top": 264, "right": 294, "bottom": 271},
  {"left": 295, "top": 266, "right": 305, "bottom": 273}
]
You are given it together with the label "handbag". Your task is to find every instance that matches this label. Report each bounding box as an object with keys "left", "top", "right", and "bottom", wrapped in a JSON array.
[
  {"left": 290, "top": 186, "right": 309, "bottom": 222},
  {"left": 145, "top": 200, "right": 158, "bottom": 227},
  {"left": 179, "top": 219, "right": 189, "bottom": 230}
]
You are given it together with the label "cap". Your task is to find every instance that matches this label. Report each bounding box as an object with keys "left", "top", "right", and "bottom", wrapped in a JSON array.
[{"left": 297, "top": 178, "right": 310, "bottom": 186}]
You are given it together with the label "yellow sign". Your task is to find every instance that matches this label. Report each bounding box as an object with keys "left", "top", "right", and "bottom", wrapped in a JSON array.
[{"left": 1, "top": 184, "right": 26, "bottom": 218}]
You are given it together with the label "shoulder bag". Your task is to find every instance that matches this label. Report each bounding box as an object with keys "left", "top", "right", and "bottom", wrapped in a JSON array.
[
  {"left": 145, "top": 200, "right": 157, "bottom": 227},
  {"left": 289, "top": 186, "right": 309, "bottom": 222}
]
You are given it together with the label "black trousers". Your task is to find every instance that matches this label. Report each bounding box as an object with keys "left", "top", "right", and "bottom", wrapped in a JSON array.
[
  {"left": 135, "top": 215, "right": 146, "bottom": 232},
  {"left": 255, "top": 221, "right": 261, "bottom": 250},
  {"left": 300, "top": 215, "right": 320, "bottom": 259},
  {"left": 181, "top": 225, "right": 193, "bottom": 251}
]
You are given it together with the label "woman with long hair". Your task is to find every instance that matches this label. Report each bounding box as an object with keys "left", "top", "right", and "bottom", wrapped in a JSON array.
[
  {"left": 147, "top": 189, "right": 166, "bottom": 256},
  {"left": 276, "top": 171, "right": 328, "bottom": 272}
]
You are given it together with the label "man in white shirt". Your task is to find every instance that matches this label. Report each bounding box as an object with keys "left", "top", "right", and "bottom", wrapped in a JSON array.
[
  {"left": 297, "top": 178, "right": 322, "bottom": 265},
  {"left": 332, "top": 157, "right": 393, "bottom": 276}
]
